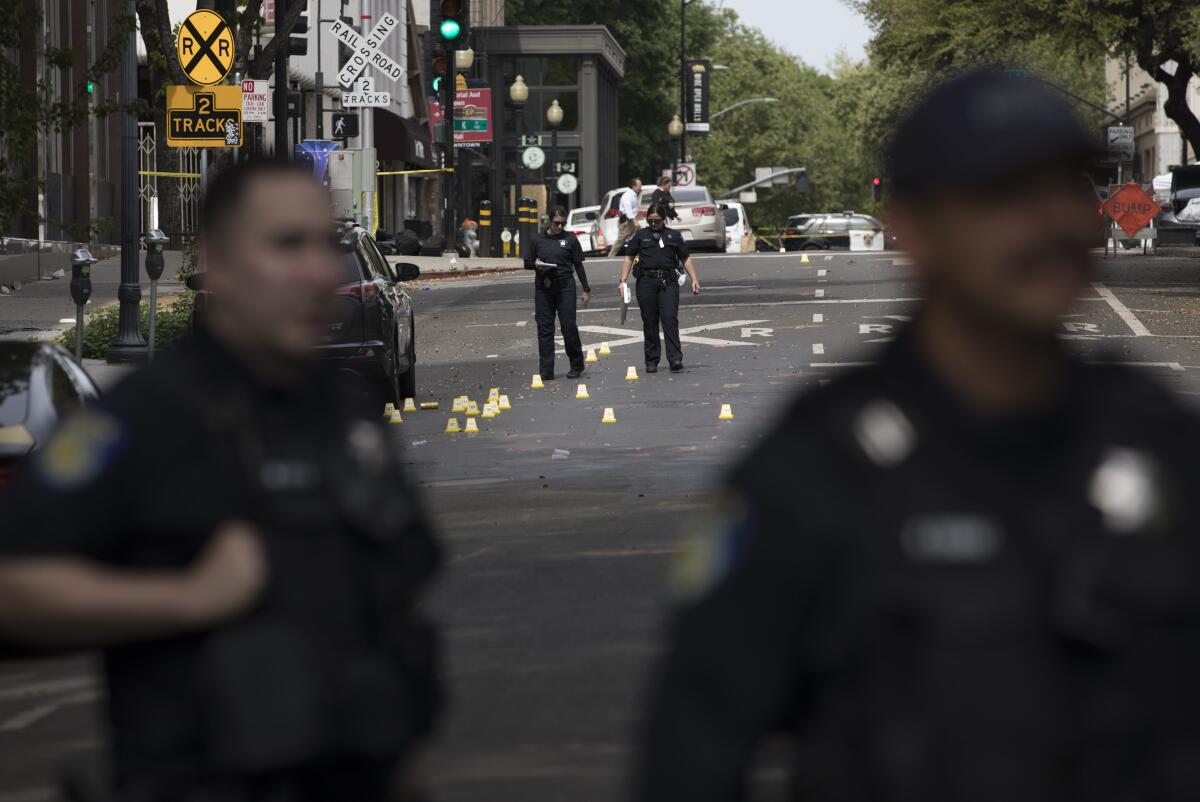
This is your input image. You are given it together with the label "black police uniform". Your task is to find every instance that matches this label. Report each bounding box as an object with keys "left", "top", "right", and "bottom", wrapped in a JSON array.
[
  {"left": 626, "top": 226, "right": 688, "bottom": 368},
  {"left": 638, "top": 331, "right": 1200, "bottom": 802},
  {"left": 648, "top": 187, "right": 679, "bottom": 220},
  {"left": 525, "top": 228, "right": 590, "bottom": 378},
  {"left": 0, "top": 327, "right": 440, "bottom": 802}
]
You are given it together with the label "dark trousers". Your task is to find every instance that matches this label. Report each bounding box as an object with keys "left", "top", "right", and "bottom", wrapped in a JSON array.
[
  {"left": 636, "top": 275, "right": 682, "bottom": 366},
  {"left": 535, "top": 276, "right": 584, "bottom": 377}
]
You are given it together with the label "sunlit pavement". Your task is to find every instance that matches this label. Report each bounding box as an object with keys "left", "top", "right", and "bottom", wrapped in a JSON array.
[{"left": 5, "top": 249, "right": 1200, "bottom": 802}]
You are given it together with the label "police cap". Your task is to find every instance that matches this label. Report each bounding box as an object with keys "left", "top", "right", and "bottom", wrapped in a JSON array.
[{"left": 887, "top": 71, "right": 1101, "bottom": 199}]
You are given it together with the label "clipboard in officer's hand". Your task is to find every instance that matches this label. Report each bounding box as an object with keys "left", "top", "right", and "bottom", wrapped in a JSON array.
[{"left": 620, "top": 282, "right": 631, "bottom": 325}]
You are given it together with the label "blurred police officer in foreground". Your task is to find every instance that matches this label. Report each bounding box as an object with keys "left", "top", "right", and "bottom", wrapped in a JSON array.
[
  {"left": 619, "top": 203, "right": 700, "bottom": 372},
  {"left": 0, "top": 160, "right": 440, "bottom": 802},
  {"left": 638, "top": 71, "right": 1200, "bottom": 802},
  {"left": 526, "top": 204, "right": 591, "bottom": 380}
]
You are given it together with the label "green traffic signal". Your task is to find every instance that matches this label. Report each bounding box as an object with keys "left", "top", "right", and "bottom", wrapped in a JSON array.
[
  {"left": 439, "top": 18, "right": 461, "bottom": 40},
  {"left": 432, "top": 76, "right": 442, "bottom": 92},
  {"left": 86, "top": 79, "right": 94, "bottom": 94}
]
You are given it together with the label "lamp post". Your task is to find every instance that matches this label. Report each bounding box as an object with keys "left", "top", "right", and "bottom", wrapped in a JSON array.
[
  {"left": 455, "top": 47, "right": 475, "bottom": 228},
  {"left": 546, "top": 99, "right": 563, "bottom": 208},
  {"left": 668, "top": 114, "right": 683, "bottom": 184},
  {"left": 510, "top": 75, "right": 529, "bottom": 217}
]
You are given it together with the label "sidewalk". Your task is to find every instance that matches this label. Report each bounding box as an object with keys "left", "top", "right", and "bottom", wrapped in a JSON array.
[
  {"left": 385, "top": 253, "right": 526, "bottom": 278},
  {"left": 0, "top": 251, "right": 185, "bottom": 340}
]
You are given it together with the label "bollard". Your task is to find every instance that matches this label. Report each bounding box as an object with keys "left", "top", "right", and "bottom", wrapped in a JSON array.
[
  {"left": 143, "top": 229, "right": 169, "bottom": 360},
  {"left": 69, "top": 249, "right": 97, "bottom": 361},
  {"left": 519, "top": 196, "right": 539, "bottom": 262},
  {"left": 478, "top": 199, "right": 492, "bottom": 257}
]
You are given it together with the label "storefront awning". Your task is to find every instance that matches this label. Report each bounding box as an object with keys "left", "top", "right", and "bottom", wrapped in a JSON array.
[{"left": 373, "top": 108, "right": 436, "bottom": 169}]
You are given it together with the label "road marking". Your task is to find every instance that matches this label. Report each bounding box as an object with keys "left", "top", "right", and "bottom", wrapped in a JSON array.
[
  {"left": 1063, "top": 322, "right": 1100, "bottom": 333},
  {"left": 825, "top": 255, "right": 833, "bottom": 261},
  {"left": 741, "top": 327, "right": 773, "bottom": 338},
  {"left": 859, "top": 323, "right": 892, "bottom": 334},
  {"left": 811, "top": 362, "right": 875, "bottom": 368},
  {"left": 813, "top": 313, "right": 823, "bottom": 323},
  {"left": 1092, "top": 282, "right": 1151, "bottom": 336},
  {"left": 815, "top": 289, "right": 826, "bottom": 298},
  {"left": 812, "top": 343, "right": 825, "bottom": 355},
  {"left": 466, "top": 320, "right": 530, "bottom": 328},
  {"left": 817, "top": 269, "right": 827, "bottom": 277},
  {"left": 486, "top": 354, "right": 499, "bottom": 358},
  {"left": 57, "top": 318, "right": 75, "bottom": 323}
]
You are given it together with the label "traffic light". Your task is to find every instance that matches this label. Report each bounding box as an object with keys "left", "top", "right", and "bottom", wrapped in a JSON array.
[
  {"left": 872, "top": 175, "right": 882, "bottom": 202},
  {"left": 288, "top": 10, "right": 309, "bottom": 56},
  {"left": 434, "top": 0, "right": 469, "bottom": 45},
  {"left": 85, "top": 79, "right": 94, "bottom": 94}
]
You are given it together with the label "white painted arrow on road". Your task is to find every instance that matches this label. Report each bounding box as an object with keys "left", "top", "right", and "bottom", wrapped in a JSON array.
[{"left": 558, "top": 319, "right": 770, "bottom": 353}]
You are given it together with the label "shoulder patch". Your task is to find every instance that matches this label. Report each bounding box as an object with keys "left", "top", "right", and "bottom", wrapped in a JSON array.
[
  {"left": 34, "top": 409, "right": 125, "bottom": 490},
  {"left": 669, "top": 491, "right": 753, "bottom": 602}
]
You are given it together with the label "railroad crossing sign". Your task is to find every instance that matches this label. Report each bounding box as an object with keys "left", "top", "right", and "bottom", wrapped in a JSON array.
[
  {"left": 176, "top": 10, "right": 235, "bottom": 86},
  {"left": 166, "top": 85, "right": 242, "bottom": 148},
  {"left": 1103, "top": 181, "right": 1159, "bottom": 237},
  {"left": 327, "top": 13, "right": 403, "bottom": 89}
]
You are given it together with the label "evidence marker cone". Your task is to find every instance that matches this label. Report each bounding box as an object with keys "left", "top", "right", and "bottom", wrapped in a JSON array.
[
  {"left": 601, "top": 407, "right": 617, "bottom": 424},
  {"left": 531, "top": 374, "right": 544, "bottom": 389},
  {"left": 451, "top": 397, "right": 466, "bottom": 413},
  {"left": 420, "top": 401, "right": 439, "bottom": 410},
  {"left": 403, "top": 398, "right": 417, "bottom": 413},
  {"left": 599, "top": 342, "right": 612, "bottom": 356},
  {"left": 718, "top": 403, "right": 735, "bottom": 421},
  {"left": 464, "top": 417, "right": 480, "bottom": 434},
  {"left": 466, "top": 401, "right": 480, "bottom": 416},
  {"left": 800, "top": 252, "right": 810, "bottom": 264},
  {"left": 388, "top": 410, "right": 404, "bottom": 424},
  {"left": 626, "top": 365, "right": 638, "bottom": 381},
  {"left": 585, "top": 348, "right": 598, "bottom": 363},
  {"left": 498, "top": 394, "right": 512, "bottom": 411},
  {"left": 482, "top": 404, "right": 497, "bottom": 419},
  {"left": 444, "top": 417, "right": 461, "bottom": 434},
  {"left": 576, "top": 383, "right": 590, "bottom": 400},
  {"left": 488, "top": 387, "right": 500, "bottom": 399},
  {"left": 382, "top": 402, "right": 396, "bottom": 418}
]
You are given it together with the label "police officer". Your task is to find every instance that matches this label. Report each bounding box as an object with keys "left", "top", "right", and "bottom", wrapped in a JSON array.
[
  {"left": 637, "top": 72, "right": 1200, "bottom": 801},
  {"left": 526, "top": 204, "right": 591, "bottom": 380},
  {"left": 619, "top": 202, "right": 701, "bottom": 373},
  {"left": 0, "top": 160, "right": 440, "bottom": 802}
]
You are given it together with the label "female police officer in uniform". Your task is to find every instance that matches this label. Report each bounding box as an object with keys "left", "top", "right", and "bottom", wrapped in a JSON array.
[
  {"left": 526, "top": 205, "right": 591, "bottom": 380},
  {"left": 618, "top": 202, "right": 701, "bottom": 372}
]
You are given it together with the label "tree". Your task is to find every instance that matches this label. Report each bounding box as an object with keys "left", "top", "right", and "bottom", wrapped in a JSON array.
[
  {"left": 852, "top": 0, "right": 1181, "bottom": 153},
  {"left": 0, "top": 0, "right": 132, "bottom": 238}
]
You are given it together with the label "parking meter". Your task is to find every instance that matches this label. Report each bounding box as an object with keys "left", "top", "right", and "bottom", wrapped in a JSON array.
[
  {"left": 143, "top": 229, "right": 168, "bottom": 360},
  {"left": 69, "top": 248, "right": 97, "bottom": 361}
]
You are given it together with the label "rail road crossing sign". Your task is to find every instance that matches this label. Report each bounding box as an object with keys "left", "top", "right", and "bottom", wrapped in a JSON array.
[
  {"left": 176, "top": 10, "right": 235, "bottom": 86},
  {"left": 327, "top": 13, "right": 403, "bottom": 89}
]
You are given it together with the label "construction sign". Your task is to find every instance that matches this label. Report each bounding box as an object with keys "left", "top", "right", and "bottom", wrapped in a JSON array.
[
  {"left": 1103, "top": 182, "right": 1159, "bottom": 237},
  {"left": 176, "top": 10, "right": 235, "bottom": 86},
  {"left": 166, "top": 85, "right": 243, "bottom": 148}
]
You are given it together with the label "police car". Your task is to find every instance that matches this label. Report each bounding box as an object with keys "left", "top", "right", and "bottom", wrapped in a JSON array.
[{"left": 788, "top": 212, "right": 886, "bottom": 251}]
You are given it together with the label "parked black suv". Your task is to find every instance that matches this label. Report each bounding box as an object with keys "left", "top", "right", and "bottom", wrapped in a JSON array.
[
  {"left": 320, "top": 224, "right": 420, "bottom": 404},
  {"left": 188, "top": 224, "right": 420, "bottom": 405}
]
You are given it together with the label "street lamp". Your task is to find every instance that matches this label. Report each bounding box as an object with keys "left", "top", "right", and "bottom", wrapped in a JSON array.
[
  {"left": 455, "top": 47, "right": 474, "bottom": 71},
  {"left": 668, "top": 114, "right": 683, "bottom": 184},
  {"left": 546, "top": 99, "right": 563, "bottom": 207},
  {"left": 510, "top": 75, "right": 529, "bottom": 215}
]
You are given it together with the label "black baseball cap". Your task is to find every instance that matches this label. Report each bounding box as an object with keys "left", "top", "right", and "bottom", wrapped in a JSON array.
[{"left": 887, "top": 71, "right": 1101, "bottom": 199}]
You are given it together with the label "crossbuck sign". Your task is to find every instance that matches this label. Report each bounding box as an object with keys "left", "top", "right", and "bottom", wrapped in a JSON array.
[{"left": 328, "top": 12, "right": 403, "bottom": 89}]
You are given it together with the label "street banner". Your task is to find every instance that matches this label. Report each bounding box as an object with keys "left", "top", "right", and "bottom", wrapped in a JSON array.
[
  {"left": 454, "top": 88, "right": 493, "bottom": 147},
  {"left": 166, "top": 85, "right": 242, "bottom": 148},
  {"left": 686, "top": 59, "right": 710, "bottom": 134}
]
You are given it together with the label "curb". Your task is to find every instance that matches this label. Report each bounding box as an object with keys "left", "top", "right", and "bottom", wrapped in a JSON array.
[{"left": 417, "top": 264, "right": 527, "bottom": 280}]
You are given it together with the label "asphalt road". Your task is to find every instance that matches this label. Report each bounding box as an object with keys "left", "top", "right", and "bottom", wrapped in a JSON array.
[{"left": 4, "top": 248, "right": 1200, "bottom": 802}]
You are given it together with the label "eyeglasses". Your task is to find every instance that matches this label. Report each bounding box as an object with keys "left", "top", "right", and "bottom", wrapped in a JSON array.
[
  {"left": 646, "top": 217, "right": 665, "bottom": 224},
  {"left": 549, "top": 219, "right": 567, "bottom": 227}
]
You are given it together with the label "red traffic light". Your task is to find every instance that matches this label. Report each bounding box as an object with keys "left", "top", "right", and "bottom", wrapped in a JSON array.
[{"left": 872, "top": 176, "right": 881, "bottom": 186}]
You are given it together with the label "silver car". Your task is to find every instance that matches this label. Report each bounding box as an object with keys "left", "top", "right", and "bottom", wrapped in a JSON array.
[{"left": 639, "top": 186, "right": 726, "bottom": 252}]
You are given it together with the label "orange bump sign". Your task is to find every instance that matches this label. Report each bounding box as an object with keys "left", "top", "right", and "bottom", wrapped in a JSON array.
[
  {"left": 177, "top": 9, "right": 235, "bottom": 86},
  {"left": 1103, "top": 182, "right": 1159, "bottom": 237}
]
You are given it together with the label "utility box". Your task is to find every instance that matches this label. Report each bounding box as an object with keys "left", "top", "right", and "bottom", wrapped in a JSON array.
[{"left": 330, "top": 150, "right": 358, "bottom": 221}]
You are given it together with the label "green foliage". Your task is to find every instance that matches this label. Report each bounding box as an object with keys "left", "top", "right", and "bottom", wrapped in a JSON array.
[
  {"left": 59, "top": 294, "right": 194, "bottom": 360},
  {"left": 0, "top": 0, "right": 135, "bottom": 238}
]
